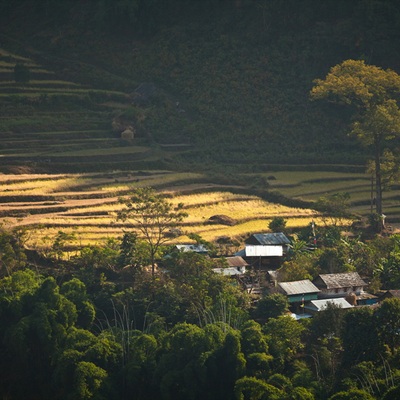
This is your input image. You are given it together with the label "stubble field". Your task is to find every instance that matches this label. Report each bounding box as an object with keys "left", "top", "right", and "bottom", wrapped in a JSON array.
[{"left": 2, "top": 167, "right": 392, "bottom": 251}]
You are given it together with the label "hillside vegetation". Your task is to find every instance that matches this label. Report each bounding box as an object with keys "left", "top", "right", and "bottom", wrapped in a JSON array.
[{"left": 2, "top": 0, "right": 400, "bottom": 167}]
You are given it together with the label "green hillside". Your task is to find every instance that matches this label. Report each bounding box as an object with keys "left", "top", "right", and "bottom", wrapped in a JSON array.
[{"left": 0, "top": 0, "right": 400, "bottom": 174}]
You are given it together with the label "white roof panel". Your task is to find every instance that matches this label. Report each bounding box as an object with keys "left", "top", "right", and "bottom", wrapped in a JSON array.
[
  {"left": 307, "top": 298, "right": 353, "bottom": 311},
  {"left": 245, "top": 245, "right": 283, "bottom": 257}
]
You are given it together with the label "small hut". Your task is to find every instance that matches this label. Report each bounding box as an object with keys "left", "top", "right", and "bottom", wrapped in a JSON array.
[{"left": 121, "top": 127, "right": 135, "bottom": 141}]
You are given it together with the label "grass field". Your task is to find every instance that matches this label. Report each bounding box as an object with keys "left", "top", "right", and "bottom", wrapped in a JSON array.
[{"left": 262, "top": 170, "right": 400, "bottom": 221}]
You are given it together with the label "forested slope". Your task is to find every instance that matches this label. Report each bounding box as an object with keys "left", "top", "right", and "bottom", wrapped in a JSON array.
[{"left": 1, "top": 0, "right": 400, "bottom": 169}]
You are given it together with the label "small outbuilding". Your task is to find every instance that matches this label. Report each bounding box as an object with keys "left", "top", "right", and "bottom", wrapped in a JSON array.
[
  {"left": 236, "top": 232, "right": 291, "bottom": 269},
  {"left": 378, "top": 289, "right": 400, "bottom": 302},
  {"left": 304, "top": 298, "right": 354, "bottom": 314},
  {"left": 212, "top": 256, "right": 248, "bottom": 276}
]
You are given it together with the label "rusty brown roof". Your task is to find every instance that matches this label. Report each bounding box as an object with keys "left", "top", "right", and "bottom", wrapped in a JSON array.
[
  {"left": 314, "top": 272, "right": 366, "bottom": 289},
  {"left": 225, "top": 256, "right": 249, "bottom": 268}
]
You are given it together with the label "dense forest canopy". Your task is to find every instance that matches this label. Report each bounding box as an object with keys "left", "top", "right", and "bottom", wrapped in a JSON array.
[{"left": 0, "top": 226, "right": 400, "bottom": 399}]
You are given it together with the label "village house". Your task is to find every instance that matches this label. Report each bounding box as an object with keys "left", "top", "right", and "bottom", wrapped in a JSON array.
[
  {"left": 278, "top": 279, "right": 320, "bottom": 304},
  {"left": 304, "top": 298, "right": 354, "bottom": 315},
  {"left": 377, "top": 289, "right": 400, "bottom": 303},
  {"left": 212, "top": 256, "right": 248, "bottom": 276},
  {"left": 312, "top": 272, "right": 371, "bottom": 303},
  {"left": 235, "top": 232, "right": 291, "bottom": 269}
]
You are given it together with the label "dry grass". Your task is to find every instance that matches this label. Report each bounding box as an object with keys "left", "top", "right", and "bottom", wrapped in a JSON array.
[
  {"left": 0, "top": 171, "right": 358, "bottom": 250},
  {"left": 0, "top": 175, "right": 85, "bottom": 195}
]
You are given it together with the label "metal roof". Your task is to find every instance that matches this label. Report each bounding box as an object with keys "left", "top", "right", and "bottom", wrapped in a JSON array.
[
  {"left": 212, "top": 267, "right": 246, "bottom": 276},
  {"left": 248, "top": 232, "right": 291, "bottom": 245},
  {"left": 175, "top": 244, "right": 209, "bottom": 253},
  {"left": 384, "top": 290, "right": 400, "bottom": 298},
  {"left": 314, "top": 272, "right": 367, "bottom": 289},
  {"left": 307, "top": 298, "right": 353, "bottom": 311},
  {"left": 225, "top": 256, "right": 249, "bottom": 268},
  {"left": 278, "top": 280, "right": 320, "bottom": 296}
]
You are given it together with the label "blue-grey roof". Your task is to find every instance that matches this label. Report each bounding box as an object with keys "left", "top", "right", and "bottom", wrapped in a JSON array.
[
  {"left": 234, "top": 249, "right": 246, "bottom": 257},
  {"left": 248, "top": 232, "right": 291, "bottom": 245},
  {"left": 212, "top": 267, "right": 246, "bottom": 276}
]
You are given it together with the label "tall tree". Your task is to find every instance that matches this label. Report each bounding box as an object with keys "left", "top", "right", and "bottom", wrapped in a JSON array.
[
  {"left": 118, "top": 187, "right": 187, "bottom": 279},
  {"left": 375, "top": 297, "right": 400, "bottom": 352},
  {"left": 310, "top": 60, "right": 400, "bottom": 225}
]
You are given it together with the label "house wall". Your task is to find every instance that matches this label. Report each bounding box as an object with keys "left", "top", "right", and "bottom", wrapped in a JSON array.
[
  {"left": 245, "top": 245, "right": 283, "bottom": 257},
  {"left": 318, "top": 286, "right": 363, "bottom": 298},
  {"left": 288, "top": 293, "right": 319, "bottom": 303}
]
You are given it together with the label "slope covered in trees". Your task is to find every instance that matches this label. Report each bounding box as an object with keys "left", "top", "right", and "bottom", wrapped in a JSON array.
[
  {"left": 1, "top": 0, "right": 400, "bottom": 168},
  {"left": 0, "top": 224, "right": 400, "bottom": 399}
]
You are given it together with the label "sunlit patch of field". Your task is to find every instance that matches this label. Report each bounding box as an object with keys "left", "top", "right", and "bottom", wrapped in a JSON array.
[
  {"left": 0, "top": 175, "right": 85, "bottom": 195},
  {"left": 177, "top": 196, "right": 314, "bottom": 223},
  {"left": 264, "top": 170, "right": 400, "bottom": 218},
  {"left": 266, "top": 171, "right": 369, "bottom": 199},
  {"left": 27, "top": 226, "right": 125, "bottom": 249},
  {"left": 170, "top": 191, "right": 253, "bottom": 205},
  {"left": 1, "top": 168, "right": 385, "bottom": 251},
  {"left": 178, "top": 216, "right": 336, "bottom": 242},
  {"left": 0, "top": 173, "right": 67, "bottom": 182}
]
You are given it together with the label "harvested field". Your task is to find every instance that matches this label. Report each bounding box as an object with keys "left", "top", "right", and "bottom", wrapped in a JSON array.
[{"left": 0, "top": 171, "right": 328, "bottom": 250}]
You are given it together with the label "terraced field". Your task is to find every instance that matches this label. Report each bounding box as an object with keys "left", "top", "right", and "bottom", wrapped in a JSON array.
[
  {"left": 1, "top": 48, "right": 399, "bottom": 251},
  {"left": 0, "top": 170, "right": 329, "bottom": 250},
  {"left": 0, "top": 48, "right": 175, "bottom": 173},
  {"left": 0, "top": 169, "right": 399, "bottom": 251}
]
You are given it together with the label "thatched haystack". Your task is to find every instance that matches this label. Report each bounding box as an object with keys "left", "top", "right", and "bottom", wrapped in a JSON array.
[
  {"left": 207, "top": 215, "right": 237, "bottom": 226},
  {"left": 121, "top": 127, "right": 135, "bottom": 140}
]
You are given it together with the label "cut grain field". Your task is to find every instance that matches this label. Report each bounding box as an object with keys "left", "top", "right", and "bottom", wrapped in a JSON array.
[
  {"left": 262, "top": 170, "right": 400, "bottom": 224},
  {"left": 0, "top": 171, "right": 330, "bottom": 250}
]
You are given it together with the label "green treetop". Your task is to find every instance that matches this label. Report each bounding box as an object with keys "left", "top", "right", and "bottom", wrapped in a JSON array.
[{"left": 311, "top": 59, "right": 400, "bottom": 226}]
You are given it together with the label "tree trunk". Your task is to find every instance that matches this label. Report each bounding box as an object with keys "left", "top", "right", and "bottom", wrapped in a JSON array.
[
  {"left": 151, "top": 252, "right": 155, "bottom": 280},
  {"left": 374, "top": 135, "right": 383, "bottom": 230}
]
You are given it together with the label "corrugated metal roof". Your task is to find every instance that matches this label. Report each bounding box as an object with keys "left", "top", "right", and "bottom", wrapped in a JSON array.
[
  {"left": 278, "top": 280, "right": 320, "bottom": 296},
  {"left": 386, "top": 290, "right": 400, "bottom": 298},
  {"left": 307, "top": 298, "right": 353, "bottom": 311},
  {"left": 212, "top": 267, "right": 246, "bottom": 276},
  {"left": 225, "top": 256, "right": 249, "bottom": 268},
  {"left": 315, "top": 272, "right": 366, "bottom": 289},
  {"left": 248, "top": 232, "right": 291, "bottom": 245}
]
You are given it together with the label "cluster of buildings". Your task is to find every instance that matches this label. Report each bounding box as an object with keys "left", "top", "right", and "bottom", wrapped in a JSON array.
[
  {"left": 175, "top": 232, "right": 389, "bottom": 319},
  {"left": 278, "top": 272, "right": 376, "bottom": 319}
]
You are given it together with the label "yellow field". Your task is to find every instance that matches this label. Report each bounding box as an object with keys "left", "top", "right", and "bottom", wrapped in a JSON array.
[{"left": 0, "top": 171, "right": 357, "bottom": 250}]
